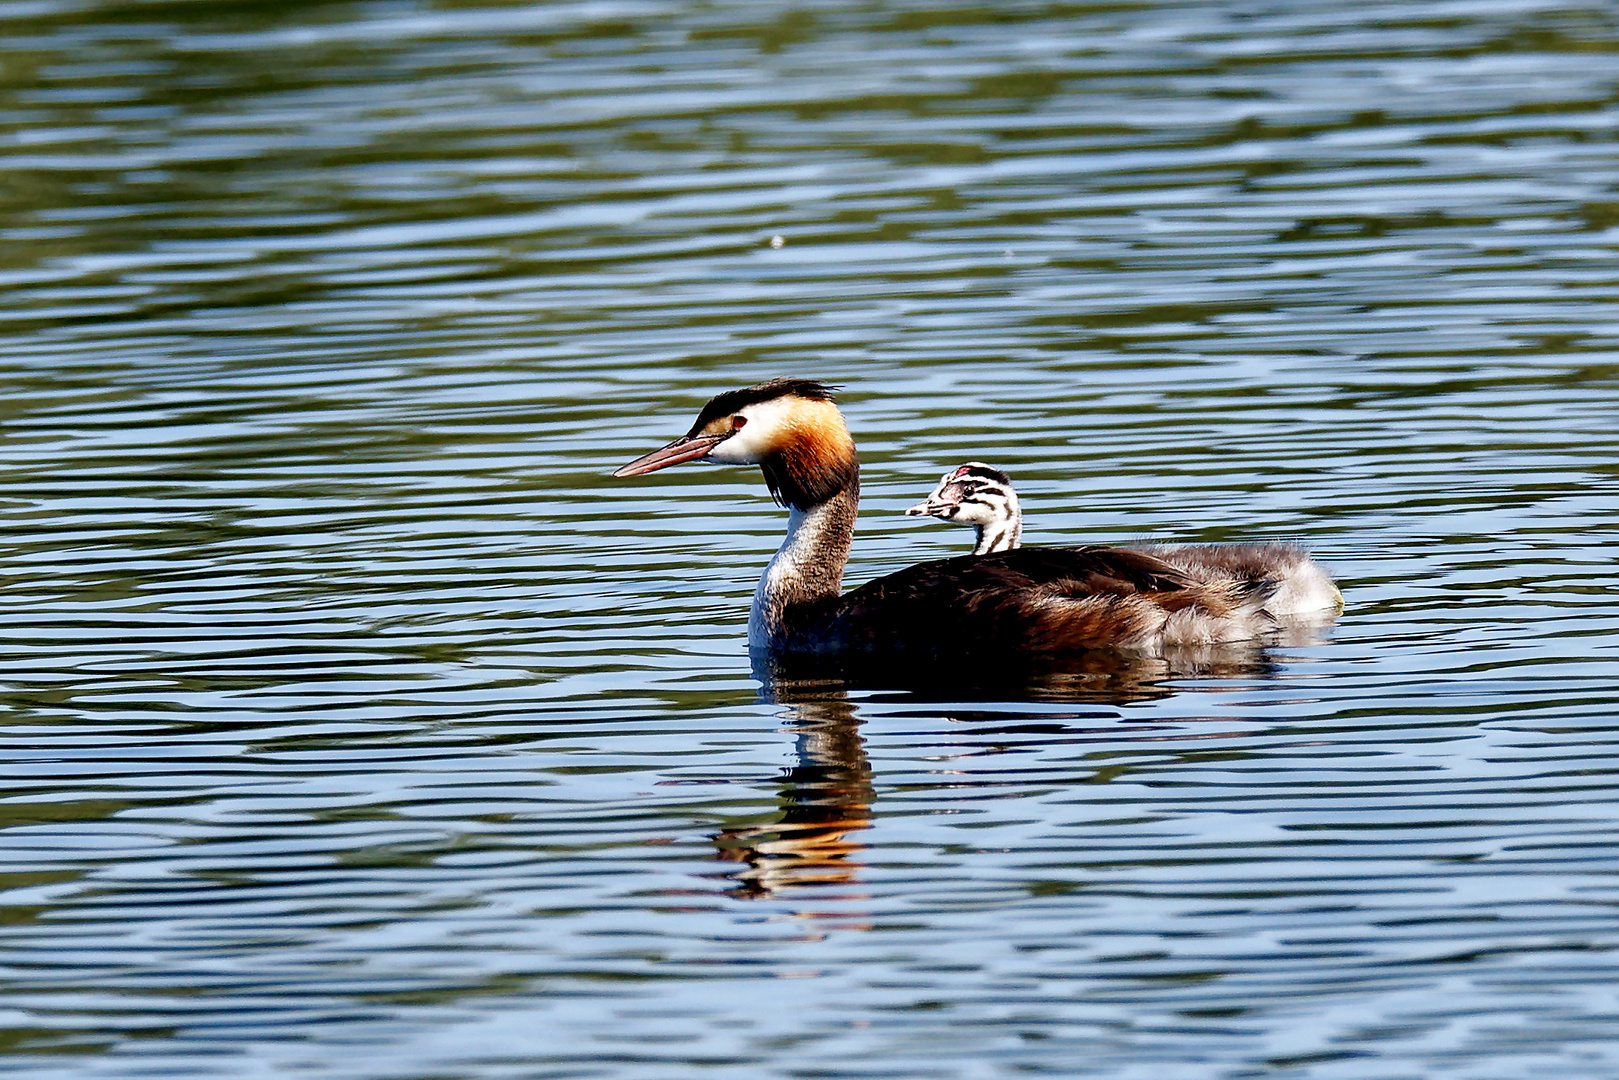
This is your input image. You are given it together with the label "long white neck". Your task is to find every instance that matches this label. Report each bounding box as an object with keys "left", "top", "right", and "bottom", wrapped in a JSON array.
[{"left": 748, "top": 483, "right": 858, "bottom": 649}]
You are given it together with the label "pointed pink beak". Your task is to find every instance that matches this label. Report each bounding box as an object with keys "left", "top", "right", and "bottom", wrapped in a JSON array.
[{"left": 612, "top": 434, "right": 725, "bottom": 477}]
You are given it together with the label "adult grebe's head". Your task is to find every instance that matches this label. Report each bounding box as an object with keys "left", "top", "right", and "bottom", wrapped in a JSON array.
[
  {"left": 906, "top": 463, "right": 1021, "bottom": 554},
  {"left": 613, "top": 378, "right": 858, "bottom": 510}
]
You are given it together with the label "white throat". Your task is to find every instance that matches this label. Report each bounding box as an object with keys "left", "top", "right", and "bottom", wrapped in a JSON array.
[
  {"left": 749, "top": 506, "right": 813, "bottom": 648},
  {"left": 746, "top": 490, "right": 856, "bottom": 649}
]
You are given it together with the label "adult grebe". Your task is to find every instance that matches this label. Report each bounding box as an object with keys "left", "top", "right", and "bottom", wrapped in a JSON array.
[
  {"left": 614, "top": 379, "right": 1294, "bottom": 657},
  {"left": 907, "top": 462, "right": 1342, "bottom": 618}
]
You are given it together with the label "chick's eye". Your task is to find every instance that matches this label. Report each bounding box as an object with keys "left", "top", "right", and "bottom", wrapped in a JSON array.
[{"left": 732, "top": 415, "right": 747, "bottom": 430}]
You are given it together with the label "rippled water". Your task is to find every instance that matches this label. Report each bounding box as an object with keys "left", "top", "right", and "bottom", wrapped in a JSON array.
[{"left": 4, "top": 0, "right": 1619, "bottom": 1076}]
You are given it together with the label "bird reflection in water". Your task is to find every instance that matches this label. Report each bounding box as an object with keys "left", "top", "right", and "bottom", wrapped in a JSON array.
[
  {"left": 712, "top": 635, "right": 1335, "bottom": 901},
  {"left": 712, "top": 679, "right": 873, "bottom": 901}
]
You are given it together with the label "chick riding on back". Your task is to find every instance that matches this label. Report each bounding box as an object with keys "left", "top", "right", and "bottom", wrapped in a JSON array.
[{"left": 905, "top": 462, "right": 1342, "bottom": 619}]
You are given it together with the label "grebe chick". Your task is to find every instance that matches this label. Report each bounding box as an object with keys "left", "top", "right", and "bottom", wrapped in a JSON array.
[
  {"left": 614, "top": 379, "right": 1296, "bottom": 658},
  {"left": 907, "top": 463, "right": 1342, "bottom": 618},
  {"left": 905, "top": 462, "right": 1020, "bottom": 555}
]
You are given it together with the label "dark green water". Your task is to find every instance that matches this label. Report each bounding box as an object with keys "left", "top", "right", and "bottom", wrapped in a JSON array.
[{"left": 3, "top": 1, "right": 1619, "bottom": 1076}]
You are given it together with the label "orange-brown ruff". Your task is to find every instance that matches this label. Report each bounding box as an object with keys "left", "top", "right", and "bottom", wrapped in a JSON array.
[
  {"left": 754, "top": 397, "right": 857, "bottom": 511},
  {"left": 614, "top": 379, "right": 1313, "bottom": 660}
]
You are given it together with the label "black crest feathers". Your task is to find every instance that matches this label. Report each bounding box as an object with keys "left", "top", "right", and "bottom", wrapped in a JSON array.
[{"left": 685, "top": 378, "right": 840, "bottom": 436}]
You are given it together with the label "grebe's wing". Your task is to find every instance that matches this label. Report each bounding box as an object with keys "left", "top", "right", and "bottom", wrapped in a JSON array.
[{"left": 794, "top": 546, "right": 1272, "bottom": 654}]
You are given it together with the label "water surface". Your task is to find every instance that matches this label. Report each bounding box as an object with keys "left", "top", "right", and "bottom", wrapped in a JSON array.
[{"left": 3, "top": 1, "right": 1619, "bottom": 1076}]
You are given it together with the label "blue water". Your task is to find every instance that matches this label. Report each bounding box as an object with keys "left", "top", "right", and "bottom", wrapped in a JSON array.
[{"left": 2, "top": 1, "right": 1619, "bottom": 1076}]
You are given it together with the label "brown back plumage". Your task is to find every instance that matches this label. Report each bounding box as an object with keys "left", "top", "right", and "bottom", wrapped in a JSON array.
[{"left": 777, "top": 545, "right": 1278, "bottom": 659}]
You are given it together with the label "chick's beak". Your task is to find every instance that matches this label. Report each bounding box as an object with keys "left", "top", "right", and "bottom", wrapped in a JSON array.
[
  {"left": 906, "top": 494, "right": 960, "bottom": 518},
  {"left": 612, "top": 433, "right": 725, "bottom": 477}
]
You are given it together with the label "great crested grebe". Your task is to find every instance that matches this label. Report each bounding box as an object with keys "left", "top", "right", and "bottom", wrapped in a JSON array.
[
  {"left": 908, "top": 462, "right": 1342, "bottom": 618},
  {"left": 614, "top": 379, "right": 1311, "bottom": 657}
]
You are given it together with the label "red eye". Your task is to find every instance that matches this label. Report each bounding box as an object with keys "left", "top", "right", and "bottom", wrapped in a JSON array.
[{"left": 732, "top": 416, "right": 747, "bottom": 429}]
